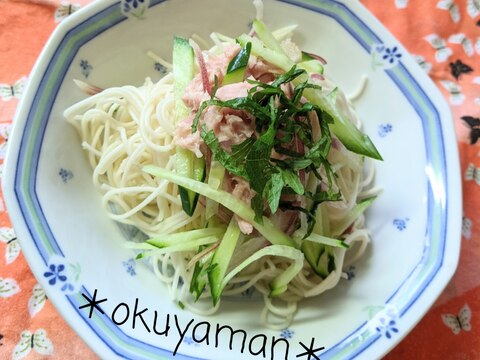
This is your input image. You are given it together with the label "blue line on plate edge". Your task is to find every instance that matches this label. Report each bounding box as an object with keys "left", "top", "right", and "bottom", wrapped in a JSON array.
[
  {"left": 277, "top": 1, "right": 448, "bottom": 358},
  {"left": 14, "top": 1, "right": 125, "bottom": 264},
  {"left": 279, "top": 0, "right": 383, "bottom": 46},
  {"left": 384, "top": 64, "right": 447, "bottom": 314},
  {"left": 67, "top": 287, "right": 203, "bottom": 360},
  {"left": 18, "top": 1, "right": 199, "bottom": 359},
  {"left": 13, "top": 1, "right": 137, "bottom": 358},
  {"left": 12, "top": 0, "right": 448, "bottom": 359}
]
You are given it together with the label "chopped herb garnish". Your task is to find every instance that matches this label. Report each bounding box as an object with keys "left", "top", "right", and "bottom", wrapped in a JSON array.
[{"left": 192, "top": 66, "right": 341, "bottom": 233}]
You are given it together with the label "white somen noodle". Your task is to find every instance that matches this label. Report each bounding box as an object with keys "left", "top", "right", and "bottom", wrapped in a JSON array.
[{"left": 65, "top": 25, "right": 379, "bottom": 330}]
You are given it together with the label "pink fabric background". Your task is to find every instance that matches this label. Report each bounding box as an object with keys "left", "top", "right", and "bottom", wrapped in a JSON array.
[{"left": 0, "top": 0, "right": 478, "bottom": 358}]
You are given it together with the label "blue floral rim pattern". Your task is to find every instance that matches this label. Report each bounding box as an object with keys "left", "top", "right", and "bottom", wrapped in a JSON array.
[{"left": 12, "top": 0, "right": 448, "bottom": 358}]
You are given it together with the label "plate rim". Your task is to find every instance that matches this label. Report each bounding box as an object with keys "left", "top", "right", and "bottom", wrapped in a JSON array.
[{"left": 2, "top": 0, "right": 462, "bottom": 359}]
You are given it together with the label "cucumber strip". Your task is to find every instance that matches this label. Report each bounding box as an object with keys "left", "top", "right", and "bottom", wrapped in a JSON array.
[
  {"left": 191, "top": 154, "right": 207, "bottom": 212},
  {"left": 190, "top": 246, "right": 215, "bottom": 300},
  {"left": 300, "top": 232, "right": 344, "bottom": 277},
  {"left": 317, "top": 248, "right": 335, "bottom": 277},
  {"left": 145, "top": 236, "right": 218, "bottom": 254},
  {"left": 144, "top": 165, "right": 298, "bottom": 248},
  {"left": 309, "top": 202, "right": 329, "bottom": 236},
  {"left": 190, "top": 261, "right": 205, "bottom": 300},
  {"left": 301, "top": 51, "right": 315, "bottom": 62},
  {"left": 173, "top": 37, "right": 206, "bottom": 215},
  {"left": 213, "top": 32, "right": 235, "bottom": 44},
  {"left": 331, "top": 196, "right": 377, "bottom": 237},
  {"left": 238, "top": 34, "right": 382, "bottom": 160},
  {"left": 301, "top": 242, "right": 327, "bottom": 277},
  {"left": 237, "top": 34, "right": 294, "bottom": 72},
  {"left": 193, "top": 155, "right": 206, "bottom": 182},
  {"left": 301, "top": 85, "right": 382, "bottom": 160},
  {"left": 124, "top": 242, "right": 158, "bottom": 250},
  {"left": 272, "top": 25, "right": 298, "bottom": 41},
  {"left": 320, "top": 202, "right": 331, "bottom": 237},
  {"left": 176, "top": 148, "right": 206, "bottom": 216},
  {"left": 297, "top": 59, "right": 324, "bottom": 75},
  {"left": 206, "top": 215, "right": 222, "bottom": 228},
  {"left": 173, "top": 36, "right": 195, "bottom": 123},
  {"left": 269, "top": 251, "right": 304, "bottom": 297},
  {"left": 252, "top": 19, "right": 284, "bottom": 54},
  {"left": 209, "top": 219, "right": 241, "bottom": 304},
  {"left": 190, "top": 221, "right": 222, "bottom": 301},
  {"left": 220, "top": 245, "right": 304, "bottom": 298},
  {"left": 126, "top": 236, "right": 218, "bottom": 255},
  {"left": 301, "top": 233, "right": 349, "bottom": 249},
  {"left": 300, "top": 203, "right": 338, "bottom": 277},
  {"left": 228, "top": 236, "right": 268, "bottom": 269},
  {"left": 301, "top": 241, "right": 336, "bottom": 278},
  {"left": 223, "top": 42, "right": 252, "bottom": 85},
  {"left": 206, "top": 160, "right": 226, "bottom": 220},
  {"left": 146, "top": 227, "right": 226, "bottom": 247}
]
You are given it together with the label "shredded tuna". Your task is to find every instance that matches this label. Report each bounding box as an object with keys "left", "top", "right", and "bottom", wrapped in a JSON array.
[
  {"left": 231, "top": 176, "right": 255, "bottom": 202},
  {"left": 219, "top": 114, "right": 254, "bottom": 144},
  {"left": 175, "top": 104, "right": 255, "bottom": 159},
  {"left": 237, "top": 216, "right": 254, "bottom": 235},
  {"left": 202, "top": 105, "right": 255, "bottom": 149},
  {"left": 247, "top": 55, "right": 276, "bottom": 82},
  {"left": 224, "top": 175, "right": 256, "bottom": 234},
  {"left": 202, "top": 106, "right": 224, "bottom": 132},
  {"left": 271, "top": 148, "right": 287, "bottom": 161},
  {"left": 207, "top": 44, "right": 241, "bottom": 78},
  {"left": 280, "top": 82, "right": 294, "bottom": 99},
  {"left": 173, "top": 115, "right": 203, "bottom": 158},
  {"left": 215, "top": 82, "right": 253, "bottom": 101},
  {"left": 182, "top": 44, "right": 241, "bottom": 110},
  {"left": 182, "top": 80, "right": 210, "bottom": 110}
]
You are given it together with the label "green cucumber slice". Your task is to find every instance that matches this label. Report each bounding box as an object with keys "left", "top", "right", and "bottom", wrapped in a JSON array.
[
  {"left": 173, "top": 36, "right": 206, "bottom": 215},
  {"left": 223, "top": 42, "right": 252, "bottom": 85}
]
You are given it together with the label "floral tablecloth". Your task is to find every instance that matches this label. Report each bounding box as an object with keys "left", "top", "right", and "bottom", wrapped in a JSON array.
[{"left": 0, "top": 0, "right": 478, "bottom": 359}]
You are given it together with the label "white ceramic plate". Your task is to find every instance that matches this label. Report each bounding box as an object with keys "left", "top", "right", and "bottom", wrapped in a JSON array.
[{"left": 3, "top": 0, "right": 462, "bottom": 359}]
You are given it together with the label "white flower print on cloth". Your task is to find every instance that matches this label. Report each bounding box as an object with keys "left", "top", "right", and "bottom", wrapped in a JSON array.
[
  {"left": 0, "top": 277, "right": 20, "bottom": 298},
  {"left": 424, "top": 34, "right": 453, "bottom": 62},
  {"left": 0, "top": 226, "right": 21, "bottom": 264},
  {"left": 462, "top": 216, "right": 472, "bottom": 240},
  {"left": 0, "top": 123, "right": 12, "bottom": 160},
  {"left": 12, "top": 329, "right": 53, "bottom": 360},
  {"left": 437, "top": 0, "right": 460, "bottom": 23},
  {"left": 0, "top": 76, "right": 27, "bottom": 102},
  {"left": 413, "top": 55, "right": 432, "bottom": 74},
  {"left": 395, "top": 0, "right": 409, "bottom": 8},
  {"left": 467, "top": 0, "right": 480, "bottom": 18},
  {"left": 473, "top": 77, "right": 480, "bottom": 105},
  {"left": 28, "top": 284, "right": 47, "bottom": 318},
  {"left": 465, "top": 163, "right": 480, "bottom": 185},
  {"left": 54, "top": 2, "right": 81, "bottom": 23},
  {"left": 448, "top": 33, "right": 475, "bottom": 57},
  {"left": 440, "top": 80, "right": 465, "bottom": 106}
]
